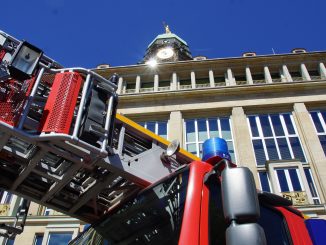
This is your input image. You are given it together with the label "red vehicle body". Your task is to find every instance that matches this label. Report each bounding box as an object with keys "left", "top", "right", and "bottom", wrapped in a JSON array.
[
  {"left": 179, "top": 160, "right": 312, "bottom": 245},
  {"left": 70, "top": 160, "right": 315, "bottom": 245}
]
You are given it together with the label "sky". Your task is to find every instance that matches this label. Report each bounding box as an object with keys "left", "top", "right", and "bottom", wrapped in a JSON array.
[{"left": 1, "top": 0, "right": 325, "bottom": 68}]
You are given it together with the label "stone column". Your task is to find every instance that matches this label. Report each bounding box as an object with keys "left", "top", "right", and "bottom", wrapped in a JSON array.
[
  {"left": 171, "top": 72, "right": 177, "bottom": 90},
  {"left": 231, "top": 107, "right": 260, "bottom": 187},
  {"left": 209, "top": 70, "right": 215, "bottom": 87},
  {"left": 319, "top": 62, "right": 326, "bottom": 79},
  {"left": 135, "top": 75, "right": 141, "bottom": 93},
  {"left": 168, "top": 111, "right": 183, "bottom": 146},
  {"left": 245, "top": 67, "right": 253, "bottom": 85},
  {"left": 117, "top": 77, "right": 123, "bottom": 94},
  {"left": 282, "top": 65, "right": 293, "bottom": 82},
  {"left": 122, "top": 80, "right": 126, "bottom": 94},
  {"left": 191, "top": 71, "right": 196, "bottom": 89},
  {"left": 154, "top": 74, "right": 159, "bottom": 92},
  {"left": 226, "top": 68, "right": 236, "bottom": 86},
  {"left": 264, "top": 66, "right": 273, "bottom": 83},
  {"left": 293, "top": 103, "right": 326, "bottom": 202},
  {"left": 300, "top": 63, "right": 311, "bottom": 81}
]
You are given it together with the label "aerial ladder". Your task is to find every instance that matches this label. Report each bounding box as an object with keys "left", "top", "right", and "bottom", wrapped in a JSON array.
[{"left": 0, "top": 30, "right": 197, "bottom": 239}]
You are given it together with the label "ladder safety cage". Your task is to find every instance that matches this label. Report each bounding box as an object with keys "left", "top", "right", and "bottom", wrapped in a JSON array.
[{"left": 0, "top": 29, "right": 198, "bottom": 227}]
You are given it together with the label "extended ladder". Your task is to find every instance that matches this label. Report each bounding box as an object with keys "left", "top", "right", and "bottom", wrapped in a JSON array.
[{"left": 0, "top": 30, "right": 197, "bottom": 238}]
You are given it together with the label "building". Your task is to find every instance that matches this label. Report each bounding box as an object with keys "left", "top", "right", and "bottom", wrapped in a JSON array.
[
  {"left": 96, "top": 28, "right": 326, "bottom": 220},
  {"left": 1, "top": 27, "right": 326, "bottom": 244}
]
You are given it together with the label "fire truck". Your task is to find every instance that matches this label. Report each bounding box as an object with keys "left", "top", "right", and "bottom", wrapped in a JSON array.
[{"left": 0, "top": 30, "right": 325, "bottom": 244}]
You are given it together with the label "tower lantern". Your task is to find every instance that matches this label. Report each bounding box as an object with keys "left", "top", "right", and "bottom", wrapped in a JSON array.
[{"left": 143, "top": 24, "right": 192, "bottom": 64}]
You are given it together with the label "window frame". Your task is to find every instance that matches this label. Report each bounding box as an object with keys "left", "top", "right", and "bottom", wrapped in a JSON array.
[
  {"left": 43, "top": 228, "right": 78, "bottom": 245},
  {"left": 33, "top": 233, "right": 44, "bottom": 245},
  {"left": 183, "top": 117, "right": 236, "bottom": 161},
  {"left": 309, "top": 110, "right": 326, "bottom": 156},
  {"left": 0, "top": 191, "right": 12, "bottom": 204},
  {"left": 247, "top": 113, "right": 307, "bottom": 166},
  {"left": 138, "top": 120, "right": 169, "bottom": 140},
  {"left": 267, "top": 161, "right": 316, "bottom": 205}
]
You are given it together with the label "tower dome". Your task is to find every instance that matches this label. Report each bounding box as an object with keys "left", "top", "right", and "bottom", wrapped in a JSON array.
[{"left": 142, "top": 24, "right": 192, "bottom": 64}]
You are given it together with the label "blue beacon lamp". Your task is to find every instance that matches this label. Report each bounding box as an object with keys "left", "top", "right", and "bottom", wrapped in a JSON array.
[{"left": 202, "top": 137, "right": 231, "bottom": 165}]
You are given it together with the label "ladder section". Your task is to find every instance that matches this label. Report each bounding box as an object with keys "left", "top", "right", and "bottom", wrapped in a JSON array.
[
  {"left": 0, "top": 113, "right": 197, "bottom": 223},
  {"left": 0, "top": 29, "right": 198, "bottom": 224}
]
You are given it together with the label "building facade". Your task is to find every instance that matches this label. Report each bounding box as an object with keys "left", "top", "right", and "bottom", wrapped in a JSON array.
[
  {"left": 1, "top": 29, "right": 326, "bottom": 244},
  {"left": 97, "top": 47, "right": 326, "bottom": 220}
]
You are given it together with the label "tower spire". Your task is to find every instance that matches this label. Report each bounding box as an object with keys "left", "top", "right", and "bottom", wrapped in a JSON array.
[{"left": 163, "top": 21, "right": 171, "bottom": 34}]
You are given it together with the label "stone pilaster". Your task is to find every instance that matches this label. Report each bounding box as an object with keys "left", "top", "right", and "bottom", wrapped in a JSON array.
[
  {"left": 168, "top": 111, "right": 183, "bottom": 146},
  {"left": 293, "top": 103, "right": 326, "bottom": 202},
  {"left": 231, "top": 107, "right": 260, "bottom": 187}
]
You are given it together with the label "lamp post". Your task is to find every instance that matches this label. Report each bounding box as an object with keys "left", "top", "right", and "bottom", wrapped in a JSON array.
[{"left": 8, "top": 41, "right": 43, "bottom": 81}]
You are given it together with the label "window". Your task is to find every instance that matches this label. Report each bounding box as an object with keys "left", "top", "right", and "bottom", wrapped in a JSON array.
[
  {"left": 44, "top": 207, "right": 52, "bottom": 216},
  {"left": 5, "top": 239, "right": 14, "bottom": 245},
  {"left": 248, "top": 113, "right": 306, "bottom": 166},
  {"left": 184, "top": 117, "right": 235, "bottom": 160},
  {"left": 138, "top": 121, "right": 168, "bottom": 139},
  {"left": 258, "top": 206, "right": 291, "bottom": 245},
  {"left": 47, "top": 232, "right": 73, "bottom": 245},
  {"left": 273, "top": 167, "right": 304, "bottom": 193},
  {"left": 258, "top": 171, "right": 271, "bottom": 192},
  {"left": 259, "top": 165, "right": 320, "bottom": 205},
  {"left": 304, "top": 168, "right": 321, "bottom": 204},
  {"left": 267, "top": 163, "right": 320, "bottom": 205},
  {"left": 91, "top": 167, "right": 190, "bottom": 244},
  {"left": 310, "top": 110, "right": 326, "bottom": 155},
  {"left": 33, "top": 234, "right": 44, "bottom": 245},
  {"left": 0, "top": 191, "right": 12, "bottom": 204}
]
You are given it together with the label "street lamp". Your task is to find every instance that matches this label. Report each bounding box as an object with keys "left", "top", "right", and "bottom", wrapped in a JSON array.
[{"left": 8, "top": 41, "right": 43, "bottom": 81}]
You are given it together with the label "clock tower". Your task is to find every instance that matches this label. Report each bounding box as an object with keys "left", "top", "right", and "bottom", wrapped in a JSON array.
[{"left": 142, "top": 25, "right": 192, "bottom": 64}]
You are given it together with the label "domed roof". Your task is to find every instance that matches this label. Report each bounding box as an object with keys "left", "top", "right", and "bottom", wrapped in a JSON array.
[{"left": 147, "top": 32, "right": 188, "bottom": 48}]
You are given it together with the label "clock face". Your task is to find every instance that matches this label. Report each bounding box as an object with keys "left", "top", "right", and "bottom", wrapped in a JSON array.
[{"left": 156, "top": 48, "right": 174, "bottom": 60}]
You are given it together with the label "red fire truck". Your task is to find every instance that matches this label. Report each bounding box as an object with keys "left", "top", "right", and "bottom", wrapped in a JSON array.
[{"left": 0, "top": 30, "right": 325, "bottom": 244}]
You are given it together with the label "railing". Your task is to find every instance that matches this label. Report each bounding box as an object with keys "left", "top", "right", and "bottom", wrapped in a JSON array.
[
  {"left": 140, "top": 87, "right": 154, "bottom": 93},
  {"left": 310, "top": 76, "right": 320, "bottom": 80},
  {"left": 125, "top": 89, "right": 136, "bottom": 94},
  {"left": 282, "top": 191, "right": 309, "bottom": 205},
  {"left": 292, "top": 76, "right": 303, "bottom": 82},
  {"left": 0, "top": 204, "right": 10, "bottom": 216},
  {"left": 272, "top": 78, "right": 282, "bottom": 83},
  {"left": 236, "top": 80, "right": 247, "bottom": 85},
  {"left": 121, "top": 75, "right": 324, "bottom": 95},
  {"left": 196, "top": 83, "right": 211, "bottom": 88},
  {"left": 179, "top": 84, "right": 192, "bottom": 90},
  {"left": 214, "top": 82, "right": 226, "bottom": 87},
  {"left": 253, "top": 79, "right": 266, "bottom": 84},
  {"left": 158, "top": 86, "right": 170, "bottom": 91}
]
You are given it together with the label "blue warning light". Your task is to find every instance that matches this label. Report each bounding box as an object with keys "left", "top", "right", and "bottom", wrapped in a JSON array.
[{"left": 202, "top": 137, "right": 231, "bottom": 164}]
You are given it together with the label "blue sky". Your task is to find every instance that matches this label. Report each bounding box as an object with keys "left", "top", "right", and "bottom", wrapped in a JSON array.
[{"left": 1, "top": 0, "right": 325, "bottom": 68}]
